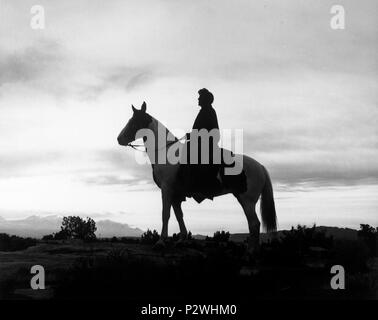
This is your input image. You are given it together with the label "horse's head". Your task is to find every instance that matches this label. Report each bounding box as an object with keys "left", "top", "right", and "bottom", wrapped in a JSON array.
[{"left": 117, "top": 101, "right": 153, "bottom": 146}]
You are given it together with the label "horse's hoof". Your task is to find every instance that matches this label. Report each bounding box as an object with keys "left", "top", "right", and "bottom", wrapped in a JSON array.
[{"left": 153, "top": 239, "right": 166, "bottom": 250}]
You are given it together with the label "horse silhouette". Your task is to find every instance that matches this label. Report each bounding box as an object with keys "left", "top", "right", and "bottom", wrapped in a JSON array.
[{"left": 117, "top": 102, "right": 277, "bottom": 253}]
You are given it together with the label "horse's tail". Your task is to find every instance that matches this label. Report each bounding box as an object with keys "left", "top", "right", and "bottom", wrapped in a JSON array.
[{"left": 260, "top": 166, "right": 277, "bottom": 232}]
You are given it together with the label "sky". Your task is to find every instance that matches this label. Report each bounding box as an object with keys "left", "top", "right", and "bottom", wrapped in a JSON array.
[{"left": 0, "top": 0, "right": 377, "bottom": 234}]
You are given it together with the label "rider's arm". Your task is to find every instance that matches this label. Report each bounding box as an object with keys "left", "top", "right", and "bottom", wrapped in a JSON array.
[{"left": 187, "top": 108, "right": 219, "bottom": 141}]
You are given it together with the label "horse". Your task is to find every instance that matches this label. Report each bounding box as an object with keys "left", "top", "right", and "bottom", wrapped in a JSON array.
[{"left": 117, "top": 101, "right": 277, "bottom": 253}]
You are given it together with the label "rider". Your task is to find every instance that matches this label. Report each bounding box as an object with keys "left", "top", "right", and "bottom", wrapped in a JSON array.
[{"left": 183, "top": 88, "right": 221, "bottom": 199}]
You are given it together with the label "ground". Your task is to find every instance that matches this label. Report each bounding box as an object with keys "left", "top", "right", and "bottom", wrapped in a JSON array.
[{"left": 0, "top": 237, "right": 377, "bottom": 300}]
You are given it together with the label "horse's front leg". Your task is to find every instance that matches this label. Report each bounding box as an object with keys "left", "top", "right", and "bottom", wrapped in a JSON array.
[
  {"left": 154, "top": 189, "right": 172, "bottom": 248},
  {"left": 161, "top": 189, "right": 172, "bottom": 239}
]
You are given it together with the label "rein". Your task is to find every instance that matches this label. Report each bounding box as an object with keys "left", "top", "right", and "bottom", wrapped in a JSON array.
[{"left": 127, "top": 135, "right": 186, "bottom": 152}]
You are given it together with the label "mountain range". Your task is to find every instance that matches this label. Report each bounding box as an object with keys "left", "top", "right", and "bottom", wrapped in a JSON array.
[
  {"left": 0, "top": 215, "right": 361, "bottom": 241},
  {"left": 0, "top": 215, "right": 143, "bottom": 238},
  {"left": 228, "top": 226, "right": 359, "bottom": 243}
]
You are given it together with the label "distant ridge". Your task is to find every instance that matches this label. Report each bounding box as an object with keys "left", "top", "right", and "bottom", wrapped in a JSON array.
[
  {"left": 0, "top": 215, "right": 143, "bottom": 238},
  {"left": 96, "top": 219, "right": 143, "bottom": 238},
  {"left": 0, "top": 216, "right": 360, "bottom": 241},
  {"left": 228, "top": 226, "right": 359, "bottom": 243}
]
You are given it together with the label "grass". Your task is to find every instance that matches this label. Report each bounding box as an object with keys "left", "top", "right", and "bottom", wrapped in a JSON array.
[{"left": 0, "top": 225, "right": 377, "bottom": 300}]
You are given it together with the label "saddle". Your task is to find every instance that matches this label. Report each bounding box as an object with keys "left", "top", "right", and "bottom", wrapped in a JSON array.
[
  {"left": 218, "top": 148, "right": 247, "bottom": 193},
  {"left": 178, "top": 148, "right": 247, "bottom": 203}
]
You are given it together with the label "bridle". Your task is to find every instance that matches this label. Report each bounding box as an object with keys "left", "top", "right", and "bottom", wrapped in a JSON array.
[{"left": 127, "top": 135, "right": 187, "bottom": 152}]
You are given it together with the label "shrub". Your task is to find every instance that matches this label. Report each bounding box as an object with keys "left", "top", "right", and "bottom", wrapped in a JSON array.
[
  {"left": 213, "top": 230, "right": 230, "bottom": 242},
  {"left": 42, "top": 234, "right": 54, "bottom": 241},
  {"left": 260, "top": 225, "right": 333, "bottom": 267},
  {"left": 54, "top": 229, "right": 70, "bottom": 240},
  {"left": 60, "top": 216, "right": 97, "bottom": 241},
  {"left": 140, "top": 229, "right": 160, "bottom": 244},
  {"left": 172, "top": 231, "right": 193, "bottom": 241},
  {"left": 280, "top": 224, "right": 333, "bottom": 253},
  {"left": 0, "top": 233, "right": 36, "bottom": 251},
  {"left": 357, "top": 224, "right": 377, "bottom": 257}
]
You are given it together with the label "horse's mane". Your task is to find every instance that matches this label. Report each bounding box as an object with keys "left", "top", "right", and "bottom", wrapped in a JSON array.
[{"left": 148, "top": 114, "right": 180, "bottom": 143}]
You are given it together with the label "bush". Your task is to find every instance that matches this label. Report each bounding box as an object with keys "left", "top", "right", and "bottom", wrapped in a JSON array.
[
  {"left": 42, "top": 234, "right": 54, "bottom": 241},
  {"left": 280, "top": 224, "right": 333, "bottom": 253},
  {"left": 60, "top": 216, "right": 97, "bottom": 241},
  {"left": 42, "top": 230, "right": 70, "bottom": 241},
  {"left": 213, "top": 231, "right": 230, "bottom": 242},
  {"left": 140, "top": 229, "right": 160, "bottom": 244},
  {"left": 357, "top": 224, "right": 377, "bottom": 256},
  {"left": 54, "top": 229, "right": 70, "bottom": 240},
  {"left": 0, "top": 233, "right": 36, "bottom": 251},
  {"left": 260, "top": 225, "right": 333, "bottom": 267},
  {"left": 172, "top": 231, "right": 193, "bottom": 241}
]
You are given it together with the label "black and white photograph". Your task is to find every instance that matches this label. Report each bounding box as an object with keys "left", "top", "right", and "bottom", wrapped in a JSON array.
[{"left": 0, "top": 0, "right": 377, "bottom": 315}]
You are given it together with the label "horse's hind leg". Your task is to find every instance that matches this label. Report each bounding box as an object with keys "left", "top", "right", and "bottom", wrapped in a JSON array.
[
  {"left": 172, "top": 200, "right": 188, "bottom": 240},
  {"left": 235, "top": 194, "right": 260, "bottom": 255}
]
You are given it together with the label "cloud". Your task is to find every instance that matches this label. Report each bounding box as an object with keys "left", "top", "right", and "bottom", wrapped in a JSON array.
[
  {"left": 0, "top": 0, "right": 377, "bottom": 194},
  {"left": 79, "top": 66, "right": 156, "bottom": 99},
  {"left": 0, "top": 151, "right": 63, "bottom": 178},
  {"left": 0, "top": 39, "right": 63, "bottom": 86},
  {"left": 84, "top": 174, "right": 152, "bottom": 188},
  {"left": 267, "top": 157, "right": 378, "bottom": 188},
  {"left": 242, "top": 129, "right": 378, "bottom": 187},
  {"left": 106, "top": 68, "right": 155, "bottom": 91},
  {"left": 0, "top": 40, "right": 157, "bottom": 101},
  {"left": 79, "top": 149, "right": 154, "bottom": 187}
]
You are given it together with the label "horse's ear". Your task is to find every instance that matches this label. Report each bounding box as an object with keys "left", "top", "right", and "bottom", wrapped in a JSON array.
[
  {"left": 132, "top": 104, "right": 137, "bottom": 113},
  {"left": 141, "top": 101, "right": 146, "bottom": 113}
]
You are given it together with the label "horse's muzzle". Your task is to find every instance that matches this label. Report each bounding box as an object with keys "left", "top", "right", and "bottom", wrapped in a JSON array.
[{"left": 117, "top": 136, "right": 126, "bottom": 146}]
